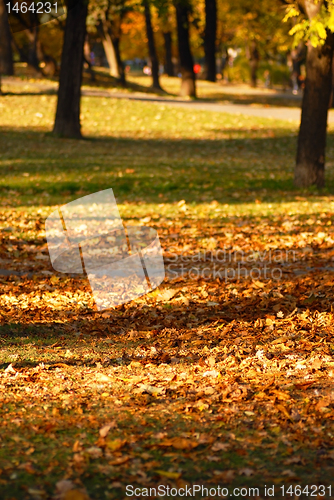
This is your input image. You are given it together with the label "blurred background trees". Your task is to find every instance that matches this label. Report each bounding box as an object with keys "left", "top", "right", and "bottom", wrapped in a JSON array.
[
  {"left": 0, "top": 0, "right": 14, "bottom": 76},
  {"left": 1, "top": 0, "right": 293, "bottom": 91},
  {"left": 2, "top": 0, "right": 334, "bottom": 187}
]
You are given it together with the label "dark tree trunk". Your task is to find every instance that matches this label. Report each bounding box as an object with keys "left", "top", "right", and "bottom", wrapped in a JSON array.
[
  {"left": 249, "top": 41, "right": 259, "bottom": 88},
  {"left": 25, "top": 26, "right": 42, "bottom": 72},
  {"left": 98, "top": 20, "right": 119, "bottom": 77},
  {"left": 204, "top": 0, "right": 217, "bottom": 82},
  {"left": 249, "top": 60, "right": 258, "bottom": 87},
  {"left": 0, "top": 0, "right": 14, "bottom": 75},
  {"left": 175, "top": 1, "right": 196, "bottom": 97},
  {"left": 113, "top": 37, "right": 125, "bottom": 86},
  {"left": 163, "top": 31, "right": 174, "bottom": 76},
  {"left": 295, "top": 32, "right": 334, "bottom": 188},
  {"left": 98, "top": 19, "right": 125, "bottom": 85},
  {"left": 53, "top": 0, "right": 88, "bottom": 139},
  {"left": 84, "top": 36, "right": 95, "bottom": 82},
  {"left": 143, "top": 0, "right": 161, "bottom": 90}
]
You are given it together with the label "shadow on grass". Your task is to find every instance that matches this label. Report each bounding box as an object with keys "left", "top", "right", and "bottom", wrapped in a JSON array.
[{"left": 2, "top": 126, "right": 333, "bottom": 205}]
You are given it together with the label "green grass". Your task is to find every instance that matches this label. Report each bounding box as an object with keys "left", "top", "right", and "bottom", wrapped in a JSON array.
[
  {"left": 1, "top": 91, "right": 334, "bottom": 499},
  {"left": 1, "top": 92, "right": 333, "bottom": 212}
]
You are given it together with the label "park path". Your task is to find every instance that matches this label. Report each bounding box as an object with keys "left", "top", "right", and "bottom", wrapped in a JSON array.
[
  {"left": 80, "top": 88, "right": 334, "bottom": 123},
  {"left": 3, "top": 76, "right": 334, "bottom": 123}
]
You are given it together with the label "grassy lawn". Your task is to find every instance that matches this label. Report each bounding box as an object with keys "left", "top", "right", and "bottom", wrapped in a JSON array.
[
  {"left": 0, "top": 90, "right": 334, "bottom": 499},
  {"left": 3, "top": 65, "right": 302, "bottom": 107}
]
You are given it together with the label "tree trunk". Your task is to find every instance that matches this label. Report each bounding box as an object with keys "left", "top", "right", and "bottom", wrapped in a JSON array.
[
  {"left": 25, "top": 26, "right": 43, "bottom": 72},
  {"left": 0, "top": 0, "right": 14, "bottom": 75},
  {"left": 112, "top": 37, "right": 125, "bottom": 86},
  {"left": 175, "top": 1, "right": 196, "bottom": 97},
  {"left": 249, "top": 60, "right": 258, "bottom": 87},
  {"left": 249, "top": 41, "right": 259, "bottom": 88},
  {"left": 52, "top": 0, "right": 88, "bottom": 139},
  {"left": 83, "top": 37, "right": 95, "bottom": 82},
  {"left": 295, "top": 33, "right": 334, "bottom": 188},
  {"left": 98, "top": 19, "right": 125, "bottom": 85},
  {"left": 204, "top": 0, "right": 216, "bottom": 82},
  {"left": 98, "top": 20, "right": 119, "bottom": 78},
  {"left": 163, "top": 31, "right": 174, "bottom": 76},
  {"left": 143, "top": 0, "right": 161, "bottom": 90}
]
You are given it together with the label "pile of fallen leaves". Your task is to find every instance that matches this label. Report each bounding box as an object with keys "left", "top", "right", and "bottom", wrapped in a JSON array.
[{"left": 0, "top": 204, "right": 334, "bottom": 499}]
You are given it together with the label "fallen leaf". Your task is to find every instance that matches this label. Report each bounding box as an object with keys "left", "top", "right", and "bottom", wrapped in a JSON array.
[
  {"left": 137, "top": 384, "right": 164, "bottom": 395},
  {"left": 95, "top": 373, "right": 112, "bottom": 383},
  {"left": 270, "top": 390, "right": 292, "bottom": 401},
  {"left": 63, "top": 491, "right": 90, "bottom": 500},
  {"left": 158, "top": 437, "right": 199, "bottom": 450},
  {"left": 85, "top": 446, "right": 103, "bottom": 459},
  {"left": 239, "top": 467, "right": 254, "bottom": 476},
  {"left": 283, "top": 455, "right": 303, "bottom": 465},
  {"left": 156, "top": 289, "right": 177, "bottom": 302},
  {"left": 105, "top": 438, "right": 126, "bottom": 452},
  {"left": 99, "top": 422, "right": 116, "bottom": 438},
  {"left": 5, "top": 363, "right": 16, "bottom": 374},
  {"left": 156, "top": 470, "right": 181, "bottom": 479},
  {"left": 276, "top": 404, "right": 292, "bottom": 420},
  {"left": 271, "top": 336, "right": 288, "bottom": 345},
  {"left": 109, "top": 456, "right": 131, "bottom": 466},
  {"left": 211, "top": 442, "right": 229, "bottom": 451}
]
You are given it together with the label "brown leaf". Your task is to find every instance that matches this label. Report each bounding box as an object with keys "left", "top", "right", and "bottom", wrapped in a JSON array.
[
  {"left": 99, "top": 422, "right": 116, "bottom": 438},
  {"left": 211, "top": 442, "right": 229, "bottom": 452},
  {"left": 294, "top": 381, "right": 315, "bottom": 390},
  {"left": 276, "top": 404, "right": 292, "bottom": 420},
  {"left": 63, "top": 491, "right": 90, "bottom": 500},
  {"left": 156, "top": 470, "right": 181, "bottom": 479},
  {"left": 239, "top": 467, "right": 254, "bottom": 476},
  {"left": 109, "top": 456, "right": 131, "bottom": 466},
  {"left": 105, "top": 438, "right": 126, "bottom": 452},
  {"left": 156, "top": 289, "right": 177, "bottom": 302},
  {"left": 271, "top": 336, "right": 288, "bottom": 345},
  {"left": 158, "top": 437, "right": 199, "bottom": 450},
  {"left": 270, "top": 390, "right": 293, "bottom": 401},
  {"left": 284, "top": 455, "right": 304, "bottom": 465},
  {"left": 95, "top": 373, "right": 112, "bottom": 383}
]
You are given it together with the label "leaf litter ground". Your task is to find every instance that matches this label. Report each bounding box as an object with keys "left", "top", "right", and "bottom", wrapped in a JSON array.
[{"left": 0, "top": 93, "right": 334, "bottom": 499}]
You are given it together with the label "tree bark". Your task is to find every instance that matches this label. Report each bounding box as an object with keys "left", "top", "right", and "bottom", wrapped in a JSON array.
[
  {"left": 163, "top": 31, "right": 174, "bottom": 76},
  {"left": 295, "top": 33, "right": 334, "bottom": 188},
  {"left": 143, "top": 0, "right": 161, "bottom": 90},
  {"left": 25, "top": 26, "right": 42, "bottom": 72},
  {"left": 53, "top": 0, "right": 88, "bottom": 139},
  {"left": 0, "top": 0, "right": 14, "bottom": 75},
  {"left": 248, "top": 41, "right": 259, "bottom": 88},
  {"left": 175, "top": 1, "right": 196, "bottom": 97},
  {"left": 112, "top": 37, "right": 125, "bottom": 86},
  {"left": 99, "top": 22, "right": 119, "bottom": 77},
  {"left": 98, "top": 19, "right": 125, "bottom": 85},
  {"left": 204, "top": 0, "right": 216, "bottom": 82}
]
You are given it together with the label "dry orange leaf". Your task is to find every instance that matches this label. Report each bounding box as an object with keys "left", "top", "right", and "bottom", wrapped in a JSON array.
[
  {"left": 108, "top": 456, "right": 131, "bottom": 466},
  {"left": 159, "top": 437, "right": 199, "bottom": 450},
  {"left": 99, "top": 422, "right": 116, "bottom": 438},
  {"left": 156, "top": 470, "right": 181, "bottom": 479},
  {"left": 63, "top": 490, "right": 90, "bottom": 500},
  {"left": 105, "top": 438, "right": 126, "bottom": 452},
  {"left": 276, "top": 404, "right": 292, "bottom": 420}
]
